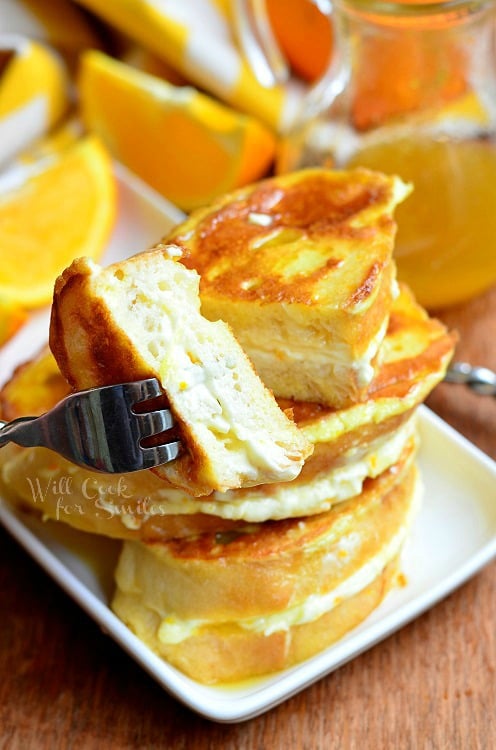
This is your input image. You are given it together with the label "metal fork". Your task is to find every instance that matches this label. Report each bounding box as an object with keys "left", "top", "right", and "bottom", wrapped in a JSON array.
[
  {"left": 445, "top": 362, "right": 496, "bottom": 397},
  {"left": 0, "top": 378, "right": 180, "bottom": 473}
]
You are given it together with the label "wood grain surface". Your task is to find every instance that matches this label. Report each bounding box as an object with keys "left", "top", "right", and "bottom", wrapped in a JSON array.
[{"left": 1, "top": 287, "right": 495, "bottom": 750}]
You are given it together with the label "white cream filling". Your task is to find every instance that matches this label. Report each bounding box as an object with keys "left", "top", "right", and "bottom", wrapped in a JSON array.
[
  {"left": 244, "top": 313, "right": 389, "bottom": 392},
  {"left": 2, "top": 416, "right": 415, "bottom": 526},
  {"left": 244, "top": 482, "right": 421, "bottom": 636},
  {"left": 156, "top": 473, "right": 422, "bottom": 644},
  {"left": 166, "top": 342, "right": 302, "bottom": 482},
  {"left": 350, "top": 317, "right": 389, "bottom": 387},
  {"left": 128, "top": 418, "right": 416, "bottom": 522}
]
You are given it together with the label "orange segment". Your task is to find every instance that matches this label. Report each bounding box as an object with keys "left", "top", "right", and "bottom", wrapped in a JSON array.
[
  {"left": 78, "top": 50, "right": 276, "bottom": 211},
  {"left": 0, "top": 36, "right": 69, "bottom": 164},
  {"left": 0, "top": 299, "right": 27, "bottom": 347},
  {"left": 0, "top": 37, "right": 67, "bottom": 120},
  {"left": 0, "top": 134, "right": 116, "bottom": 308},
  {"left": 266, "top": 0, "right": 333, "bottom": 83}
]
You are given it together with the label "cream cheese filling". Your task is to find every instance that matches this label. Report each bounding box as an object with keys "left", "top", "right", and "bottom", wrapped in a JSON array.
[
  {"left": 162, "top": 340, "right": 302, "bottom": 482},
  {"left": 0, "top": 417, "right": 416, "bottom": 527},
  {"left": 243, "top": 315, "right": 388, "bottom": 392},
  {"left": 110, "top": 417, "right": 416, "bottom": 523}
]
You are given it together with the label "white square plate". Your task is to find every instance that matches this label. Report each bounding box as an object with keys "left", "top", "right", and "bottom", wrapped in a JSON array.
[{"left": 1, "top": 166, "right": 495, "bottom": 723}]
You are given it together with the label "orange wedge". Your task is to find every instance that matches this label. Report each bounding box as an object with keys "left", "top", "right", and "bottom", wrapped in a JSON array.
[
  {"left": 266, "top": 0, "right": 333, "bottom": 83},
  {"left": 78, "top": 50, "right": 276, "bottom": 211},
  {"left": 0, "top": 36, "right": 69, "bottom": 165},
  {"left": 0, "top": 299, "right": 27, "bottom": 347},
  {"left": 0, "top": 134, "right": 116, "bottom": 308}
]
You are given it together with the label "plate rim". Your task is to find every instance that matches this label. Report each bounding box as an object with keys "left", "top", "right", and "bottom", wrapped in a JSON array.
[
  {"left": 1, "top": 405, "right": 496, "bottom": 722},
  {"left": 1, "top": 166, "right": 495, "bottom": 722}
]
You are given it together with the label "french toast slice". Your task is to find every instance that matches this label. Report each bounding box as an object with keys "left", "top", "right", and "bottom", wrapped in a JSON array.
[
  {"left": 112, "top": 459, "right": 420, "bottom": 683},
  {"left": 166, "top": 167, "right": 412, "bottom": 408},
  {"left": 49, "top": 248, "right": 312, "bottom": 496}
]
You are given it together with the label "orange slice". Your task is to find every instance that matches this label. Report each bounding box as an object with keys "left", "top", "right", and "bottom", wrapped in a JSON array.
[
  {"left": 266, "top": 0, "right": 333, "bottom": 83},
  {"left": 0, "top": 299, "right": 27, "bottom": 347},
  {"left": 0, "top": 35, "right": 69, "bottom": 165},
  {"left": 78, "top": 50, "right": 276, "bottom": 211},
  {"left": 0, "top": 134, "right": 116, "bottom": 308}
]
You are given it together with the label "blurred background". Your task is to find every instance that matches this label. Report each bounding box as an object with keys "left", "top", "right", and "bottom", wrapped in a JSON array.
[{"left": 0, "top": 0, "right": 496, "bottom": 343}]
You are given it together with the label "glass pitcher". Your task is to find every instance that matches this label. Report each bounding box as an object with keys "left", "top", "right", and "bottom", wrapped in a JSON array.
[{"left": 236, "top": 0, "right": 496, "bottom": 310}]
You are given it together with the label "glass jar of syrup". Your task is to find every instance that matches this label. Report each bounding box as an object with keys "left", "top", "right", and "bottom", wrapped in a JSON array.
[{"left": 277, "top": 0, "right": 496, "bottom": 309}]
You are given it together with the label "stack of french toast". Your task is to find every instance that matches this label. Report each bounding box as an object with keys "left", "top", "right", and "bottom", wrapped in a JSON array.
[{"left": 0, "top": 167, "right": 456, "bottom": 684}]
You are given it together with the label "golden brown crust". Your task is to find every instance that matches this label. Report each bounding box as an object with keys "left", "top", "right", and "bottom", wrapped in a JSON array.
[
  {"left": 50, "top": 258, "right": 151, "bottom": 389},
  {"left": 369, "top": 284, "right": 458, "bottom": 399},
  {"left": 0, "top": 346, "right": 69, "bottom": 422},
  {"left": 169, "top": 168, "right": 399, "bottom": 307},
  {"left": 0, "top": 430, "right": 415, "bottom": 543},
  {"left": 4, "top": 284, "right": 454, "bottom": 435}
]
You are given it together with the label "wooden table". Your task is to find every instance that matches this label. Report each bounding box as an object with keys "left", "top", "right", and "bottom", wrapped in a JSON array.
[{"left": 1, "top": 288, "right": 495, "bottom": 749}]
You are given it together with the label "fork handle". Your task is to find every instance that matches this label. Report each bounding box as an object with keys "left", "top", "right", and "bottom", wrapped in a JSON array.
[{"left": 445, "top": 362, "right": 496, "bottom": 397}]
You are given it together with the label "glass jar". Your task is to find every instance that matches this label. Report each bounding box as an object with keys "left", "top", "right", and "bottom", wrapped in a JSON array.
[{"left": 275, "top": 0, "right": 496, "bottom": 309}]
